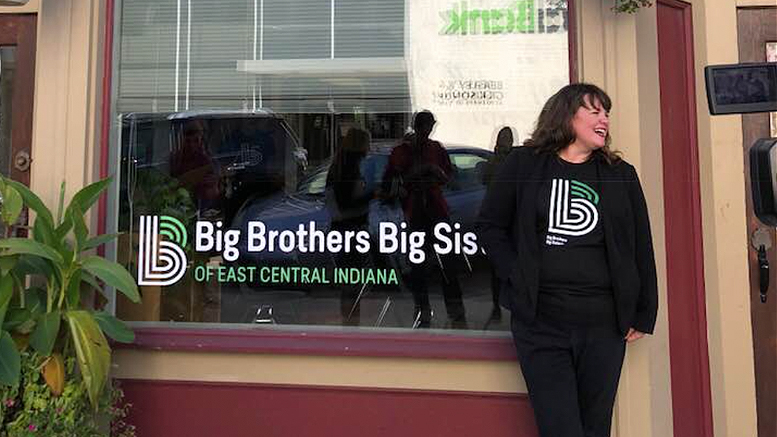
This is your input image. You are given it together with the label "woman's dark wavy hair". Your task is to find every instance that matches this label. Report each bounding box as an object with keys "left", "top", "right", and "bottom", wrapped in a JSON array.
[{"left": 523, "top": 83, "right": 621, "bottom": 164}]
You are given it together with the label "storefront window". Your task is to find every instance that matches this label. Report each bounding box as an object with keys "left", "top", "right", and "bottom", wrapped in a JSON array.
[{"left": 111, "top": 0, "right": 571, "bottom": 331}]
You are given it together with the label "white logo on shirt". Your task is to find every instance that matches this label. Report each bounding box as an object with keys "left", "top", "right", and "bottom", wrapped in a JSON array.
[{"left": 547, "top": 179, "right": 599, "bottom": 237}]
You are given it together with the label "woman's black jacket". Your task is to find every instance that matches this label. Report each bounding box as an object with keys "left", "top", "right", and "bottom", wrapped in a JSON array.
[{"left": 475, "top": 147, "right": 658, "bottom": 335}]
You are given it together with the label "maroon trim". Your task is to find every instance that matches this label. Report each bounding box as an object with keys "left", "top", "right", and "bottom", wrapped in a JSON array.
[
  {"left": 120, "top": 378, "right": 529, "bottom": 399},
  {"left": 118, "top": 379, "right": 538, "bottom": 437},
  {"left": 679, "top": 1, "right": 715, "bottom": 433},
  {"left": 97, "top": 0, "right": 114, "bottom": 251},
  {"left": 656, "top": 1, "right": 714, "bottom": 436},
  {"left": 119, "top": 327, "right": 518, "bottom": 361},
  {"left": 568, "top": 0, "right": 578, "bottom": 82}
]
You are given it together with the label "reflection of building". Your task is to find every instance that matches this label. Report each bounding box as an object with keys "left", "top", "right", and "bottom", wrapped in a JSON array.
[{"left": 1, "top": 0, "right": 776, "bottom": 436}]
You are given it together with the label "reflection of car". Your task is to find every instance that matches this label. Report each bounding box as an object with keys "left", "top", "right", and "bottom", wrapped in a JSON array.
[
  {"left": 230, "top": 145, "right": 493, "bottom": 272},
  {"left": 120, "top": 110, "right": 307, "bottom": 222}
]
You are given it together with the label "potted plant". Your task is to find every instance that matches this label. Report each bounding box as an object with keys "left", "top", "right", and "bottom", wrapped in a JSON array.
[{"left": 0, "top": 175, "right": 138, "bottom": 436}]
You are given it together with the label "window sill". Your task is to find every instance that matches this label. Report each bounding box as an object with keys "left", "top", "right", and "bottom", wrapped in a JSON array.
[{"left": 116, "top": 324, "right": 517, "bottom": 361}]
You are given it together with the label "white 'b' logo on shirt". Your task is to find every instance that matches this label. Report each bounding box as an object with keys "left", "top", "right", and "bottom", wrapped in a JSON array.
[{"left": 547, "top": 179, "right": 599, "bottom": 237}]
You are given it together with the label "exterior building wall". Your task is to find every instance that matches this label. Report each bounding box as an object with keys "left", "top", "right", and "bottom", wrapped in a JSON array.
[
  {"left": 577, "top": 5, "right": 674, "bottom": 437},
  {"left": 0, "top": 0, "right": 767, "bottom": 435},
  {"left": 691, "top": 1, "right": 758, "bottom": 435},
  {"left": 113, "top": 350, "right": 528, "bottom": 392}
]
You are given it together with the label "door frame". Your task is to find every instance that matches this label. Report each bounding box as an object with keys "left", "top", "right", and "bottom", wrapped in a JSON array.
[{"left": 656, "top": 1, "right": 715, "bottom": 436}]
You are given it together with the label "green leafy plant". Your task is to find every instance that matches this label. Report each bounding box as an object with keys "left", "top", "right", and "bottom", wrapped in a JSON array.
[
  {"left": 0, "top": 175, "right": 139, "bottom": 432},
  {"left": 130, "top": 169, "right": 195, "bottom": 227},
  {"left": 0, "top": 351, "right": 135, "bottom": 437},
  {"left": 613, "top": 0, "right": 652, "bottom": 13}
]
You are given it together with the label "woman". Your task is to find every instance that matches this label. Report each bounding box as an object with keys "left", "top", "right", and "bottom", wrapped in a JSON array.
[
  {"left": 381, "top": 111, "right": 467, "bottom": 328},
  {"left": 326, "top": 127, "right": 372, "bottom": 325},
  {"left": 481, "top": 125, "right": 517, "bottom": 321},
  {"left": 476, "top": 83, "right": 658, "bottom": 437}
]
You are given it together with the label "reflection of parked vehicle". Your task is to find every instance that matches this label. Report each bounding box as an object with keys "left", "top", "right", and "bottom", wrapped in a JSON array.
[
  {"left": 230, "top": 145, "right": 493, "bottom": 272},
  {"left": 120, "top": 110, "right": 307, "bottom": 223}
]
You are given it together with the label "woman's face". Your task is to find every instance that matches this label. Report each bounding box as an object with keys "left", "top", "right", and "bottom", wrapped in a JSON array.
[{"left": 569, "top": 96, "right": 609, "bottom": 151}]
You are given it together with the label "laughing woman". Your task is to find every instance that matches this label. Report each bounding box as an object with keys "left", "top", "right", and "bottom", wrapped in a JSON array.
[{"left": 476, "top": 83, "right": 658, "bottom": 437}]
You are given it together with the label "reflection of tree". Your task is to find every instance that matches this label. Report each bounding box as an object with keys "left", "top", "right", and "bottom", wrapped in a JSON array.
[
  {"left": 612, "top": 0, "right": 652, "bottom": 13},
  {"left": 131, "top": 169, "right": 197, "bottom": 256}
]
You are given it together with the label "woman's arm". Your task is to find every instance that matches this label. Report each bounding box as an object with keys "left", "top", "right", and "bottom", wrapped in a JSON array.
[
  {"left": 476, "top": 150, "right": 521, "bottom": 282},
  {"left": 628, "top": 165, "right": 659, "bottom": 335}
]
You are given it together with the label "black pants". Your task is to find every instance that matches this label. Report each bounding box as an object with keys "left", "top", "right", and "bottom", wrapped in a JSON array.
[
  {"left": 332, "top": 219, "right": 368, "bottom": 325},
  {"left": 511, "top": 313, "right": 626, "bottom": 437},
  {"left": 406, "top": 217, "right": 466, "bottom": 326},
  {"left": 408, "top": 250, "right": 466, "bottom": 320}
]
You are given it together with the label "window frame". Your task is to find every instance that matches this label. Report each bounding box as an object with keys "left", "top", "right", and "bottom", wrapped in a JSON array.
[{"left": 101, "top": 0, "right": 579, "bottom": 359}]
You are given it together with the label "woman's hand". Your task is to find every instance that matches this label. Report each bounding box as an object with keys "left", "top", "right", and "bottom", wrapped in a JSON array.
[{"left": 625, "top": 328, "right": 645, "bottom": 343}]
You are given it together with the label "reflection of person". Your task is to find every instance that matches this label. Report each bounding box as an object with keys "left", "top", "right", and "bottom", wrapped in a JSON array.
[
  {"left": 482, "top": 126, "right": 515, "bottom": 321},
  {"left": 744, "top": 70, "right": 769, "bottom": 103},
  {"left": 170, "top": 119, "right": 221, "bottom": 214},
  {"left": 326, "top": 128, "right": 372, "bottom": 325},
  {"left": 381, "top": 110, "right": 467, "bottom": 328},
  {"left": 477, "top": 83, "right": 658, "bottom": 437}
]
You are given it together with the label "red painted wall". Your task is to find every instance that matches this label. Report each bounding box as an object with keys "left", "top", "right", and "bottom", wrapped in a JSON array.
[{"left": 119, "top": 380, "right": 539, "bottom": 437}]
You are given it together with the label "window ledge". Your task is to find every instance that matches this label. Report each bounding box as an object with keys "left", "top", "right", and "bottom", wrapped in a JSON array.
[{"left": 116, "top": 324, "right": 517, "bottom": 361}]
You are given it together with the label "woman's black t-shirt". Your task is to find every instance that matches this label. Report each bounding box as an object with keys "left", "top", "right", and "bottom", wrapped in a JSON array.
[{"left": 536, "top": 156, "right": 616, "bottom": 326}]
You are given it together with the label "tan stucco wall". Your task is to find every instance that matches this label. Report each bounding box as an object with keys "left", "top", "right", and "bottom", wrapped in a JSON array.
[
  {"left": 691, "top": 1, "right": 758, "bottom": 436},
  {"left": 113, "top": 349, "right": 528, "bottom": 394},
  {"left": 5, "top": 0, "right": 762, "bottom": 436},
  {"left": 1, "top": 0, "right": 104, "bottom": 215},
  {"left": 28, "top": 0, "right": 105, "bottom": 212},
  {"left": 577, "top": 4, "right": 674, "bottom": 437}
]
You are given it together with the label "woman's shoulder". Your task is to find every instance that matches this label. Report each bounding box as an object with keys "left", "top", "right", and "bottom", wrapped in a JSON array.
[
  {"left": 601, "top": 154, "right": 637, "bottom": 177},
  {"left": 506, "top": 145, "right": 542, "bottom": 161}
]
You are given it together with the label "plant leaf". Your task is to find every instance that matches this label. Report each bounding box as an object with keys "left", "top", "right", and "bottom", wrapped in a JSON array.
[
  {"left": 0, "top": 275, "right": 13, "bottom": 328},
  {"left": 0, "top": 238, "right": 64, "bottom": 265},
  {"left": 81, "top": 272, "right": 105, "bottom": 297},
  {"left": 65, "top": 310, "right": 110, "bottom": 408},
  {"left": 0, "top": 255, "right": 17, "bottom": 276},
  {"left": 56, "top": 181, "right": 66, "bottom": 226},
  {"left": 81, "top": 256, "right": 139, "bottom": 303},
  {"left": 68, "top": 177, "right": 111, "bottom": 216},
  {"left": 42, "top": 353, "right": 65, "bottom": 396},
  {"left": 54, "top": 212, "right": 73, "bottom": 243},
  {"left": 33, "top": 214, "right": 57, "bottom": 247},
  {"left": 4, "top": 179, "right": 54, "bottom": 227},
  {"left": 0, "top": 330, "right": 20, "bottom": 386},
  {"left": 24, "top": 287, "right": 46, "bottom": 317},
  {"left": 65, "top": 269, "right": 82, "bottom": 309},
  {"left": 29, "top": 311, "right": 61, "bottom": 357},
  {"left": 3, "top": 307, "right": 31, "bottom": 333},
  {"left": 0, "top": 183, "right": 23, "bottom": 227},
  {"left": 69, "top": 203, "right": 88, "bottom": 253},
  {"left": 93, "top": 311, "right": 135, "bottom": 343},
  {"left": 82, "top": 233, "right": 120, "bottom": 252},
  {"left": 14, "top": 255, "right": 58, "bottom": 287},
  {"left": 59, "top": 239, "right": 75, "bottom": 268}
]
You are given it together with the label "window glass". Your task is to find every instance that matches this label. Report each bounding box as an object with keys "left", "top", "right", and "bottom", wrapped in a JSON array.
[{"left": 112, "top": 0, "right": 570, "bottom": 331}]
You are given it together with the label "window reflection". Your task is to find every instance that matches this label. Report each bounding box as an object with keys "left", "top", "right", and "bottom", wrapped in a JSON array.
[
  {"left": 113, "top": 0, "right": 570, "bottom": 331},
  {"left": 117, "top": 111, "right": 511, "bottom": 330}
]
